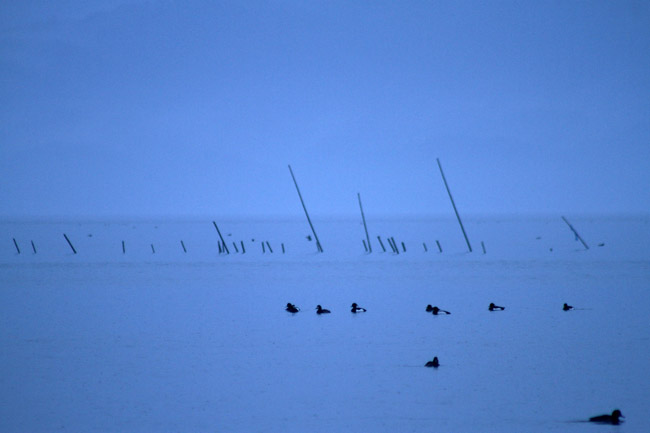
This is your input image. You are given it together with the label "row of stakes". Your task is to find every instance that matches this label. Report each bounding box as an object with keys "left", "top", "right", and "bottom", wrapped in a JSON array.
[
  {"left": 9, "top": 222, "right": 488, "bottom": 256},
  {"left": 10, "top": 235, "right": 488, "bottom": 255}
]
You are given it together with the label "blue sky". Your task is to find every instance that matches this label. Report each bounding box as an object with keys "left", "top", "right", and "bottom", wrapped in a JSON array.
[{"left": 1, "top": 0, "right": 649, "bottom": 218}]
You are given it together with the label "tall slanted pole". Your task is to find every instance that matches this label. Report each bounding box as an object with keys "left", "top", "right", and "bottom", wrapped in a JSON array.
[
  {"left": 437, "top": 158, "right": 472, "bottom": 253},
  {"left": 212, "top": 221, "right": 230, "bottom": 254},
  {"left": 561, "top": 216, "right": 589, "bottom": 250},
  {"left": 288, "top": 165, "right": 323, "bottom": 252},
  {"left": 357, "top": 193, "right": 372, "bottom": 253}
]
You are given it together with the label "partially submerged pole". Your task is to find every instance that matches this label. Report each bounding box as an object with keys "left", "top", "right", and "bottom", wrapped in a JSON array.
[
  {"left": 212, "top": 221, "right": 230, "bottom": 254},
  {"left": 122, "top": 241, "right": 126, "bottom": 254},
  {"left": 377, "top": 236, "right": 387, "bottom": 252},
  {"left": 357, "top": 193, "right": 372, "bottom": 253},
  {"left": 181, "top": 240, "right": 187, "bottom": 253},
  {"left": 436, "top": 240, "right": 442, "bottom": 253},
  {"left": 437, "top": 158, "right": 472, "bottom": 253},
  {"left": 561, "top": 216, "right": 589, "bottom": 250},
  {"left": 63, "top": 234, "right": 77, "bottom": 254},
  {"left": 31, "top": 240, "right": 37, "bottom": 254},
  {"left": 13, "top": 238, "right": 20, "bottom": 254},
  {"left": 288, "top": 165, "right": 323, "bottom": 253}
]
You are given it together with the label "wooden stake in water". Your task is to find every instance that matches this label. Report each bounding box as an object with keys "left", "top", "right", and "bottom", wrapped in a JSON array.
[
  {"left": 281, "top": 243, "right": 285, "bottom": 254},
  {"left": 357, "top": 193, "right": 372, "bottom": 253},
  {"left": 377, "top": 236, "right": 387, "bottom": 252},
  {"left": 262, "top": 242, "right": 266, "bottom": 253},
  {"left": 481, "top": 241, "right": 486, "bottom": 254},
  {"left": 13, "top": 238, "right": 20, "bottom": 254},
  {"left": 212, "top": 222, "right": 230, "bottom": 254},
  {"left": 151, "top": 244, "right": 155, "bottom": 254},
  {"left": 31, "top": 240, "right": 37, "bottom": 254},
  {"left": 437, "top": 158, "right": 472, "bottom": 252},
  {"left": 240, "top": 241, "right": 245, "bottom": 254},
  {"left": 122, "top": 241, "right": 126, "bottom": 254},
  {"left": 423, "top": 242, "right": 428, "bottom": 252},
  {"left": 181, "top": 240, "right": 187, "bottom": 253},
  {"left": 288, "top": 165, "right": 323, "bottom": 253},
  {"left": 401, "top": 241, "right": 406, "bottom": 252},
  {"left": 390, "top": 237, "right": 399, "bottom": 254},
  {"left": 266, "top": 241, "right": 273, "bottom": 253},
  {"left": 436, "top": 240, "right": 442, "bottom": 253},
  {"left": 561, "top": 216, "right": 589, "bottom": 249},
  {"left": 63, "top": 234, "right": 77, "bottom": 254}
]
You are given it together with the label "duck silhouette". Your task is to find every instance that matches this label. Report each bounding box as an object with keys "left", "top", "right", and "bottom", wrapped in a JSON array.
[
  {"left": 315, "top": 305, "right": 331, "bottom": 314},
  {"left": 488, "top": 302, "right": 505, "bottom": 311},
  {"left": 431, "top": 306, "right": 451, "bottom": 315},
  {"left": 426, "top": 304, "right": 434, "bottom": 312},
  {"left": 425, "top": 356, "right": 440, "bottom": 368},
  {"left": 351, "top": 302, "right": 367, "bottom": 313},
  {"left": 285, "top": 303, "right": 299, "bottom": 313},
  {"left": 563, "top": 303, "right": 574, "bottom": 311},
  {"left": 589, "top": 409, "right": 624, "bottom": 425}
]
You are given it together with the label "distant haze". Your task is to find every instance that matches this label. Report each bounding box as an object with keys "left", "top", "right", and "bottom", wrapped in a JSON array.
[{"left": 2, "top": 1, "right": 649, "bottom": 219}]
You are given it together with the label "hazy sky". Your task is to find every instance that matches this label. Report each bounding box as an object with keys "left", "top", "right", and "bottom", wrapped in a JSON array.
[{"left": 2, "top": 0, "right": 649, "bottom": 219}]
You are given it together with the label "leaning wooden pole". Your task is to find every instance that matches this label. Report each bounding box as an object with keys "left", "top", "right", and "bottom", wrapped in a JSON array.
[
  {"left": 288, "top": 165, "right": 323, "bottom": 252},
  {"left": 357, "top": 193, "right": 372, "bottom": 253},
  {"left": 436, "top": 158, "right": 472, "bottom": 253},
  {"left": 63, "top": 233, "right": 77, "bottom": 254},
  {"left": 561, "top": 216, "right": 589, "bottom": 250},
  {"left": 212, "top": 221, "right": 230, "bottom": 254}
]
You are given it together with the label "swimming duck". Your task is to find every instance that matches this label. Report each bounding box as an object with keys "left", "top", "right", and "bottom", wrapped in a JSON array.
[
  {"left": 351, "top": 302, "right": 367, "bottom": 313},
  {"left": 285, "top": 303, "right": 299, "bottom": 313},
  {"left": 589, "top": 409, "right": 624, "bottom": 425},
  {"left": 425, "top": 357, "right": 440, "bottom": 368},
  {"left": 426, "top": 304, "right": 434, "bottom": 312},
  {"left": 563, "top": 303, "right": 573, "bottom": 311},
  {"left": 431, "top": 306, "right": 451, "bottom": 315},
  {"left": 315, "top": 305, "right": 331, "bottom": 314},
  {"left": 488, "top": 302, "right": 505, "bottom": 311}
]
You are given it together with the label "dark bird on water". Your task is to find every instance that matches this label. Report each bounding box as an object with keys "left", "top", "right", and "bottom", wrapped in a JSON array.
[
  {"left": 425, "top": 357, "right": 440, "bottom": 368},
  {"left": 315, "top": 305, "right": 331, "bottom": 314},
  {"left": 431, "top": 306, "right": 451, "bottom": 315},
  {"left": 563, "top": 303, "right": 573, "bottom": 311},
  {"left": 589, "top": 409, "right": 624, "bottom": 425},
  {"left": 285, "top": 303, "right": 299, "bottom": 313},
  {"left": 426, "top": 304, "right": 434, "bottom": 312},
  {"left": 488, "top": 302, "right": 505, "bottom": 311},
  {"left": 351, "top": 303, "right": 367, "bottom": 313}
]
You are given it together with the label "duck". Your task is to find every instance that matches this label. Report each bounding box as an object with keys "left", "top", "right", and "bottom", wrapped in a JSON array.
[
  {"left": 488, "top": 302, "right": 505, "bottom": 311},
  {"left": 315, "top": 305, "right": 331, "bottom": 314},
  {"left": 425, "top": 357, "right": 440, "bottom": 368},
  {"left": 426, "top": 304, "right": 434, "bottom": 312},
  {"left": 563, "top": 303, "right": 574, "bottom": 311},
  {"left": 589, "top": 409, "right": 624, "bottom": 425},
  {"left": 351, "top": 302, "right": 367, "bottom": 313},
  {"left": 285, "top": 303, "right": 299, "bottom": 313},
  {"left": 431, "top": 306, "right": 451, "bottom": 315}
]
